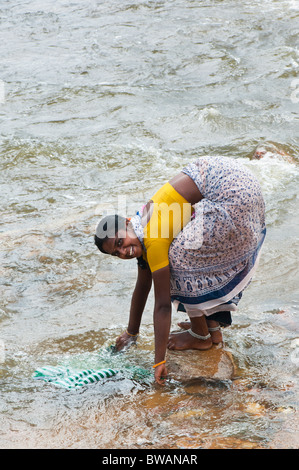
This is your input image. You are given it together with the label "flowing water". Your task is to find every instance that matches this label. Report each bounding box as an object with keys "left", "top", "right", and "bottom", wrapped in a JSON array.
[{"left": 1, "top": 0, "right": 299, "bottom": 449}]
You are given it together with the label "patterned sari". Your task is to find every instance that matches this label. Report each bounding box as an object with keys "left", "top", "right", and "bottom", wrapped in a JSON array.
[{"left": 131, "top": 156, "right": 266, "bottom": 320}]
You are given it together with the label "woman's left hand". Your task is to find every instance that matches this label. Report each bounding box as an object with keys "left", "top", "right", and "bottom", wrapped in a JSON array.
[{"left": 115, "top": 331, "right": 137, "bottom": 351}]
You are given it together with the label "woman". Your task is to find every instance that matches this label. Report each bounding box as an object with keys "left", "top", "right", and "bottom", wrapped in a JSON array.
[{"left": 94, "top": 156, "right": 266, "bottom": 385}]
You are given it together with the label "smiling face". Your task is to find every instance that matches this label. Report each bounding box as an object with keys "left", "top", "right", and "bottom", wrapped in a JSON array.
[{"left": 102, "top": 225, "right": 143, "bottom": 260}]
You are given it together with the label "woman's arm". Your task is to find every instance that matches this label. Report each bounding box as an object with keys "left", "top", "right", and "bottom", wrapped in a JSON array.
[
  {"left": 152, "top": 265, "right": 172, "bottom": 385},
  {"left": 128, "top": 262, "right": 152, "bottom": 333},
  {"left": 115, "top": 263, "right": 152, "bottom": 350}
]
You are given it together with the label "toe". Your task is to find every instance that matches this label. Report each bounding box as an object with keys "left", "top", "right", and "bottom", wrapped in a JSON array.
[{"left": 177, "top": 321, "right": 191, "bottom": 330}]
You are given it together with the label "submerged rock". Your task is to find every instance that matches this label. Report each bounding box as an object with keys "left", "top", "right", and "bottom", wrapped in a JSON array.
[
  {"left": 166, "top": 343, "right": 235, "bottom": 382},
  {"left": 175, "top": 434, "right": 263, "bottom": 449}
]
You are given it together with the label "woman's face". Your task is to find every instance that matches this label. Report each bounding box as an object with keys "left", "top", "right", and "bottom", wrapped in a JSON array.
[{"left": 102, "top": 226, "right": 143, "bottom": 260}]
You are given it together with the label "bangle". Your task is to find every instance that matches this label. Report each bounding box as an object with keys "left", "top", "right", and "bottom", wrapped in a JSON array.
[
  {"left": 152, "top": 360, "right": 166, "bottom": 369},
  {"left": 125, "top": 329, "right": 139, "bottom": 337}
]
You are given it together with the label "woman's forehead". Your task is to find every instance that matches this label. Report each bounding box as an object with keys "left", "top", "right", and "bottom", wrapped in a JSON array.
[
  {"left": 102, "top": 229, "right": 127, "bottom": 254},
  {"left": 102, "top": 237, "right": 116, "bottom": 254}
]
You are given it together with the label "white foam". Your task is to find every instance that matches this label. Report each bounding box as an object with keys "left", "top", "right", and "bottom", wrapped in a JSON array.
[{"left": 242, "top": 154, "right": 298, "bottom": 195}]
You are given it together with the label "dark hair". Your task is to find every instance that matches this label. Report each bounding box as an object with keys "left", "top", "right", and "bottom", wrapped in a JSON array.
[
  {"left": 137, "top": 255, "right": 148, "bottom": 270},
  {"left": 94, "top": 214, "right": 127, "bottom": 254}
]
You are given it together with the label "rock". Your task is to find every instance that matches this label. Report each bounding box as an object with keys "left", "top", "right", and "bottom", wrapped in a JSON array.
[
  {"left": 252, "top": 143, "right": 297, "bottom": 164},
  {"left": 243, "top": 402, "right": 266, "bottom": 416},
  {"left": 166, "top": 343, "right": 235, "bottom": 382},
  {"left": 205, "top": 436, "right": 263, "bottom": 449},
  {"left": 169, "top": 408, "right": 206, "bottom": 420},
  {"left": 175, "top": 435, "right": 263, "bottom": 449}
]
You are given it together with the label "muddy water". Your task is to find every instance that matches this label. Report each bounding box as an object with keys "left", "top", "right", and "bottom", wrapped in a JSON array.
[{"left": 1, "top": 0, "right": 299, "bottom": 449}]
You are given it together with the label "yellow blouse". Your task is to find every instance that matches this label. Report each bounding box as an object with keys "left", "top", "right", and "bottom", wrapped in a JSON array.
[{"left": 142, "top": 182, "right": 192, "bottom": 272}]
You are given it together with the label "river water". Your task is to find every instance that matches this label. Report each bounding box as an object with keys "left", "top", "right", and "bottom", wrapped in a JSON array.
[{"left": 0, "top": 0, "right": 299, "bottom": 449}]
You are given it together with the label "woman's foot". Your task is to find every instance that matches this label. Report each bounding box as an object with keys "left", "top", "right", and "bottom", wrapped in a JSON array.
[
  {"left": 177, "top": 319, "right": 223, "bottom": 344},
  {"left": 177, "top": 320, "right": 191, "bottom": 330},
  {"left": 207, "top": 322, "right": 223, "bottom": 344},
  {"left": 167, "top": 329, "right": 212, "bottom": 351},
  {"left": 168, "top": 316, "right": 212, "bottom": 351}
]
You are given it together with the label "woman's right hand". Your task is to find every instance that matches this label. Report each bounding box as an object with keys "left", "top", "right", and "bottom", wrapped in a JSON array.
[
  {"left": 154, "top": 363, "right": 167, "bottom": 385},
  {"left": 115, "top": 330, "right": 138, "bottom": 351}
]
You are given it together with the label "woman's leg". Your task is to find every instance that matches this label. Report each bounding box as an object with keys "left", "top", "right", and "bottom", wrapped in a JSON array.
[
  {"left": 177, "top": 318, "right": 223, "bottom": 344},
  {"left": 177, "top": 309, "right": 232, "bottom": 344},
  {"left": 206, "top": 319, "right": 223, "bottom": 344},
  {"left": 167, "top": 315, "right": 212, "bottom": 350}
]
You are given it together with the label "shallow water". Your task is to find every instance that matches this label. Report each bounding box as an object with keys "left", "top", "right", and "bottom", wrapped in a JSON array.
[{"left": 0, "top": 0, "right": 299, "bottom": 449}]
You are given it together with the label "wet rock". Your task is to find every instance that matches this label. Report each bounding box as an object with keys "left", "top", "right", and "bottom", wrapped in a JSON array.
[
  {"left": 166, "top": 343, "right": 235, "bottom": 382},
  {"left": 169, "top": 408, "right": 206, "bottom": 421},
  {"left": 175, "top": 435, "right": 263, "bottom": 449},
  {"left": 206, "top": 436, "right": 263, "bottom": 449},
  {"left": 243, "top": 402, "right": 266, "bottom": 416},
  {"left": 251, "top": 143, "right": 297, "bottom": 164}
]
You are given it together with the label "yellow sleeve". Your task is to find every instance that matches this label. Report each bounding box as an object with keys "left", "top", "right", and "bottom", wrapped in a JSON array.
[
  {"left": 143, "top": 181, "right": 192, "bottom": 273},
  {"left": 145, "top": 238, "right": 170, "bottom": 272}
]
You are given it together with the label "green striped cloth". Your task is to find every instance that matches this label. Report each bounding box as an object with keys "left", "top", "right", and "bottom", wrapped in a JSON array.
[
  {"left": 33, "top": 365, "right": 119, "bottom": 389},
  {"left": 33, "top": 344, "right": 153, "bottom": 389}
]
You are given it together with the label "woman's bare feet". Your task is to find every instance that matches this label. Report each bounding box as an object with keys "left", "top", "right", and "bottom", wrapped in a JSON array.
[
  {"left": 177, "top": 320, "right": 191, "bottom": 330},
  {"left": 167, "top": 316, "right": 212, "bottom": 351},
  {"left": 177, "top": 319, "right": 223, "bottom": 344},
  {"left": 207, "top": 320, "right": 223, "bottom": 344},
  {"left": 168, "top": 330, "right": 212, "bottom": 350}
]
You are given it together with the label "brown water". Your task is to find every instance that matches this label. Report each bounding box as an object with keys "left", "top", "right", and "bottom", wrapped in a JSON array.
[{"left": 1, "top": 0, "right": 299, "bottom": 449}]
